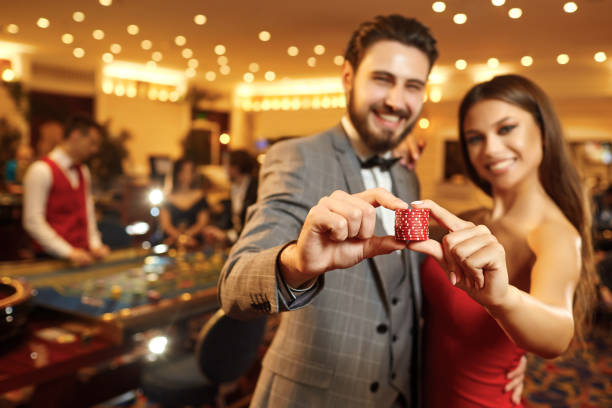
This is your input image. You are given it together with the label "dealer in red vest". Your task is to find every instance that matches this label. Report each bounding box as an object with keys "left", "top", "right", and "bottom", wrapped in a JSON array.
[{"left": 23, "top": 115, "right": 110, "bottom": 266}]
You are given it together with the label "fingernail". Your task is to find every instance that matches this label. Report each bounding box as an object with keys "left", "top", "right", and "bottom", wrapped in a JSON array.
[
  {"left": 411, "top": 200, "right": 423, "bottom": 205},
  {"left": 449, "top": 272, "right": 457, "bottom": 286}
]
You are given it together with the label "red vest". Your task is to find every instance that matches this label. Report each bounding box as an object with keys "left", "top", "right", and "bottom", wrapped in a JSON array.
[{"left": 36, "top": 157, "right": 90, "bottom": 251}]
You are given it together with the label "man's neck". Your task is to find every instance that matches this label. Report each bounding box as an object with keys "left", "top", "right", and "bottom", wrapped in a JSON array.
[{"left": 57, "top": 143, "right": 79, "bottom": 164}]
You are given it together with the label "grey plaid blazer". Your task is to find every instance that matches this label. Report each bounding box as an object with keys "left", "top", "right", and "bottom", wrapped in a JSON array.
[{"left": 218, "top": 125, "right": 423, "bottom": 407}]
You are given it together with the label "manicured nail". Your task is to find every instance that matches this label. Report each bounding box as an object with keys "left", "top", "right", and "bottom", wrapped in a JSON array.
[
  {"left": 411, "top": 200, "right": 424, "bottom": 205},
  {"left": 449, "top": 272, "right": 457, "bottom": 286}
]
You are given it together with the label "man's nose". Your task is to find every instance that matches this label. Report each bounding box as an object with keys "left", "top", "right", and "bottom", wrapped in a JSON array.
[{"left": 384, "top": 84, "right": 405, "bottom": 111}]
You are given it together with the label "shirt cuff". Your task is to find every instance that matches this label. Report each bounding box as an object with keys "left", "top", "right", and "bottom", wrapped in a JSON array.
[{"left": 275, "top": 241, "right": 323, "bottom": 310}]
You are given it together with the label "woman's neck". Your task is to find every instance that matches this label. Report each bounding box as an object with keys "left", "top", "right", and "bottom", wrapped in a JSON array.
[{"left": 490, "top": 176, "right": 549, "bottom": 223}]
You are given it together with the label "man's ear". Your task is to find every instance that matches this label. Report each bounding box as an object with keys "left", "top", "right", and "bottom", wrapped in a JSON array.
[{"left": 341, "top": 61, "right": 354, "bottom": 93}]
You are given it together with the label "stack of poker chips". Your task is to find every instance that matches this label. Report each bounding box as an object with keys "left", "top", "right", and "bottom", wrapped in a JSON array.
[{"left": 394, "top": 208, "right": 430, "bottom": 241}]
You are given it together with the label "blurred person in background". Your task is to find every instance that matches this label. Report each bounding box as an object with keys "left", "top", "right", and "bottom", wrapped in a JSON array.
[{"left": 3, "top": 143, "right": 34, "bottom": 194}]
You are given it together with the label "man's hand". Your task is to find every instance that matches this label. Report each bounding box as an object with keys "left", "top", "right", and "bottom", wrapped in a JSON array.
[
  {"left": 279, "top": 188, "right": 409, "bottom": 288},
  {"left": 202, "top": 225, "right": 228, "bottom": 244},
  {"left": 393, "top": 134, "right": 427, "bottom": 170},
  {"left": 68, "top": 248, "right": 94, "bottom": 266},
  {"left": 506, "top": 355, "right": 527, "bottom": 404},
  {"left": 91, "top": 244, "right": 110, "bottom": 259}
]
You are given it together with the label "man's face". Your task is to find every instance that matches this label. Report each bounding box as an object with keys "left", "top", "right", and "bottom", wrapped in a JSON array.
[
  {"left": 343, "top": 40, "right": 430, "bottom": 153},
  {"left": 70, "top": 127, "right": 101, "bottom": 163}
]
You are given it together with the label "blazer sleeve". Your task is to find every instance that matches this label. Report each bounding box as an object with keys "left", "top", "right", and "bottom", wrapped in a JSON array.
[{"left": 218, "top": 140, "right": 323, "bottom": 319}]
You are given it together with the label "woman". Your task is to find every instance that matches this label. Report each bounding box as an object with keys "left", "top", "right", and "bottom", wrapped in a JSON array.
[
  {"left": 408, "top": 75, "right": 597, "bottom": 407},
  {"left": 160, "top": 158, "right": 210, "bottom": 248}
]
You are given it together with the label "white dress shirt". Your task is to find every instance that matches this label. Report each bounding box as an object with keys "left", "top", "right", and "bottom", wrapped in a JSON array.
[
  {"left": 22, "top": 146, "right": 103, "bottom": 258},
  {"left": 341, "top": 115, "right": 396, "bottom": 236}
]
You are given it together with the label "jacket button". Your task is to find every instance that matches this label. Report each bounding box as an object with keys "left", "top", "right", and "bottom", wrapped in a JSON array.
[
  {"left": 376, "top": 324, "right": 388, "bottom": 334},
  {"left": 391, "top": 297, "right": 399, "bottom": 305},
  {"left": 370, "top": 382, "right": 379, "bottom": 393},
  {"left": 391, "top": 372, "right": 397, "bottom": 380},
  {"left": 392, "top": 334, "right": 398, "bottom": 342}
]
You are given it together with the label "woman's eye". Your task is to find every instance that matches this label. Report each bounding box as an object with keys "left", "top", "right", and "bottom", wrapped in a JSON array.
[
  {"left": 466, "top": 135, "right": 484, "bottom": 145},
  {"left": 499, "top": 124, "right": 516, "bottom": 135}
]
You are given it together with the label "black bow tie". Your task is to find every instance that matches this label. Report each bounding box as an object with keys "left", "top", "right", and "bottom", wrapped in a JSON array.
[{"left": 360, "top": 155, "right": 400, "bottom": 171}]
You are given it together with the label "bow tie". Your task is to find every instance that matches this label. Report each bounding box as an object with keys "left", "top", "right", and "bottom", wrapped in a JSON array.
[{"left": 360, "top": 155, "right": 400, "bottom": 171}]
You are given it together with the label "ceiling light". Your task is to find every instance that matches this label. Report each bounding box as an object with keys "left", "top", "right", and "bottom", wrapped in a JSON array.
[
  {"left": 188, "top": 58, "right": 199, "bottom": 68},
  {"left": 487, "top": 58, "right": 499, "bottom": 68},
  {"left": 288, "top": 46, "right": 299, "bottom": 56},
  {"left": 152, "top": 51, "right": 162, "bottom": 62},
  {"left": 6, "top": 24, "right": 19, "bottom": 34},
  {"left": 333, "top": 55, "right": 344, "bottom": 66},
  {"left": 182, "top": 48, "right": 193, "bottom": 58},
  {"left": 102, "top": 52, "right": 114, "bottom": 63},
  {"left": 169, "top": 91, "right": 179, "bottom": 102},
  {"left": 429, "top": 88, "right": 442, "bottom": 103},
  {"left": 314, "top": 45, "right": 325, "bottom": 55},
  {"left": 508, "top": 8, "right": 522, "bottom": 19},
  {"left": 453, "top": 14, "right": 467, "bottom": 24},
  {"left": 127, "top": 25, "right": 139, "bottom": 35},
  {"left": 114, "top": 84, "right": 125, "bottom": 96},
  {"left": 249, "top": 62, "right": 260, "bottom": 72},
  {"left": 73, "top": 48, "right": 85, "bottom": 58},
  {"left": 563, "top": 2, "right": 578, "bottom": 13},
  {"left": 146, "top": 61, "right": 157, "bottom": 69},
  {"left": 258, "top": 31, "right": 271, "bottom": 42},
  {"left": 185, "top": 68, "right": 196, "bottom": 78},
  {"left": 214, "top": 44, "right": 226, "bottom": 55},
  {"left": 73, "top": 11, "right": 85, "bottom": 22},
  {"left": 110, "top": 43, "right": 122, "bottom": 54},
  {"left": 307, "top": 57, "right": 316, "bottom": 67},
  {"left": 217, "top": 56, "right": 228, "bottom": 65},
  {"left": 455, "top": 59, "right": 467, "bottom": 70},
  {"left": 62, "top": 33, "right": 74, "bottom": 44},
  {"left": 491, "top": 0, "right": 505, "bottom": 6},
  {"left": 141, "top": 40, "right": 152, "bottom": 50},
  {"left": 99, "top": 0, "right": 112, "bottom": 6},
  {"left": 243, "top": 72, "right": 254, "bottom": 83},
  {"left": 127, "top": 85, "right": 137, "bottom": 98},
  {"left": 194, "top": 14, "right": 207, "bottom": 25},
  {"left": 594, "top": 51, "right": 607, "bottom": 63},
  {"left": 265, "top": 71, "right": 276, "bottom": 81},
  {"left": 219, "top": 133, "right": 231, "bottom": 145},
  {"left": 102, "top": 79, "right": 113, "bottom": 94},
  {"left": 220, "top": 65, "right": 231, "bottom": 75},
  {"left": 2, "top": 69, "right": 16, "bottom": 82},
  {"left": 92, "top": 29, "right": 105, "bottom": 40},
  {"left": 174, "top": 36, "right": 186, "bottom": 46},
  {"left": 37, "top": 18, "right": 50, "bottom": 29},
  {"left": 432, "top": 2, "right": 446, "bottom": 13},
  {"left": 418, "top": 118, "right": 430, "bottom": 129},
  {"left": 205, "top": 71, "right": 216, "bottom": 81},
  {"left": 520, "top": 56, "right": 533, "bottom": 66},
  {"left": 556, "top": 54, "right": 570, "bottom": 65}
]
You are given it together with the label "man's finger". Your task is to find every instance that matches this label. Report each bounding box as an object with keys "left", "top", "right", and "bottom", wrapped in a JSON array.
[
  {"left": 511, "top": 383, "right": 523, "bottom": 405},
  {"left": 355, "top": 188, "right": 409, "bottom": 210},
  {"left": 411, "top": 199, "right": 473, "bottom": 232},
  {"left": 363, "top": 236, "right": 408, "bottom": 258},
  {"left": 406, "top": 239, "right": 444, "bottom": 264},
  {"left": 507, "top": 355, "right": 527, "bottom": 379}
]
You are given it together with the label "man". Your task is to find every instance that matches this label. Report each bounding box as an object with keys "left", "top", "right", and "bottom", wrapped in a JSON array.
[
  {"left": 23, "top": 115, "right": 110, "bottom": 266},
  {"left": 219, "top": 15, "right": 523, "bottom": 407}
]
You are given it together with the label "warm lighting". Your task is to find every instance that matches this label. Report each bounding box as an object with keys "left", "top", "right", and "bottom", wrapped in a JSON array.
[
  {"left": 6, "top": 24, "right": 19, "bottom": 34},
  {"left": 127, "top": 24, "right": 139, "bottom": 35},
  {"left": 194, "top": 14, "right": 207, "bottom": 25},
  {"left": 92, "top": 29, "right": 105, "bottom": 40},
  {"left": 220, "top": 65, "right": 231, "bottom": 75},
  {"left": 557, "top": 53, "right": 570, "bottom": 65},
  {"left": 243, "top": 72, "right": 254, "bottom": 82},
  {"left": 508, "top": 8, "right": 522, "bottom": 19},
  {"left": 257, "top": 154, "right": 265, "bottom": 164},
  {"left": 37, "top": 18, "right": 50, "bottom": 29},
  {"left": 333, "top": 55, "right": 344, "bottom": 66},
  {"left": 453, "top": 14, "right": 467, "bottom": 24},
  {"left": 146, "top": 61, "right": 157, "bottom": 70},
  {"left": 114, "top": 83, "right": 125, "bottom": 96},
  {"left": 249, "top": 62, "right": 260, "bottom": 72},
  {"left": 174, "top": 35, "right": 186, "bottom": 46},
  {"left": 152, "top": 51, "right": 163, "bottom": 62},
  {"left": 72, "top": 12, "right": 85, "bottom": 22},
  {"left": 563, "top": 2, "right": 578, "bottom": 13},
  {"left": 110, "top": 43, "right": 122, "bottom": 54},
  {"left": 258, "top": 31, "right": 271, "bottom": 42},
  {"left": 428, "top": 68, "right": 446, "bottom": 84},
  {"left": 487, "top": 58, "right": 499, "bottom": 68},
  {"left": 429, "top": 87, "right": 442, "bottom": 103},
  {"left": 307, "top": 57, "right": 316, "bottom": 67},
  {"left": 265, "top": 71, "right": 276, "bottom": 81},
  {"left": 205, "top": 71, "right": 216, "bottom": 81},
  {"left": 158, "top": 89, "right": 169, "bottom": 102},
  {"left": 73, "top": 47, "right": 85, "bottom": 58},
  {"left": 182, "top": 48, "right": 193, "bottom": 58},
  {"left": 455, "top": 59, "right": 467, "bottom": 70},
  {"left": 217, "top": 56, "right": 228, "bottom": 65},
  {"left": 148, "top": 87, "right": 158, "bottom": 100},
  {"left": 491, "top": 0, "right": 505, "bottom": 6},
  {"left": 520, "top": 56, "right": 533, "bottom": 66},
  {"left": 99, "top": 0, "right": 112, "bottom": 6},
  {"left": 219, "top": 133, "right": 231, "bottom": 144},
  {"left": 169, "top": 91, "right": 179, "bottom": 102},
  {"left": 288, "top": 46, "right": 299, "bottom": 57},
  {"left": 185, "top": 67, "right": 196, "bottom": 78},
  {"left": 2, "top": 69, "right": 15, "bottom": 82},
  {"left": 102, "top": 52, "right": 114, "bottom": 63},
  {"left": 126, "top": 84, "right": 137, "bottom": 98},
  {"left": 314, "top": 45, "right": 326, "bottom": 55},
  {"left": 141, "top": 40, "right": 152, "bottom": 50},
  {"left": 149, "top": 189, "right": 164, "bottom": 205},
  {"left": 148, "top": 336, "right": 168, "bottom": 355},
  {"left": 418, "top": 118, "right": 430, "bottom": 129},
  {"left": 102, "top": 79, "right": 113, "bottom": 94},
  {"left": 214, "top": 44, "right": 226, "bottom": 55},
  {"left": 432, "top": 2, "right": 446, "bottom": 13},
  {"left": 594, "top": 51, "right": 607, "bottom": 62},
  {"left": 188, "top": 58, "right": 199, "bottom": 68},
  {"left": 62, "top": 33, "right": 74, "bottom": 44}
]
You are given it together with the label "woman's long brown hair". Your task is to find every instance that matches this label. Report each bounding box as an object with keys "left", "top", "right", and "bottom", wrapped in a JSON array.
[{"left": 458, "top": 74, "right": 597, "bottom": 343}]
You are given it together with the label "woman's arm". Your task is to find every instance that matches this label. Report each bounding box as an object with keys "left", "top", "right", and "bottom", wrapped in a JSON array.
[
  {"left": 159, "top": 207, "right": 180, "bottom": 239},
  {"left": 185, "top": 208, "right": 210, "bottom": 237}
]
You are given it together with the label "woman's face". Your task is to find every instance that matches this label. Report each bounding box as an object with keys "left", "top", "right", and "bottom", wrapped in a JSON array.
[
  {"left": 462, "top": 99, "right": 543, "bottom": 192},
  {"left": 177, "top": 162, "right": 195, "bottom": 188}
]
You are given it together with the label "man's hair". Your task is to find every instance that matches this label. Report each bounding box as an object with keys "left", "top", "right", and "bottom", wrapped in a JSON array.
[
  {"left": 63, "top": 114, "right": 102, "bottom": 140},
  {"left": 228, "top": 149, "right": 258, "bottom": 175},
  {"left": 344, "top": 15, "right": 438, "bottom": 71}
]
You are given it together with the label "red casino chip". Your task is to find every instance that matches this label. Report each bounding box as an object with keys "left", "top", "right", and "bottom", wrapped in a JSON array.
[{"left": 394, "top": 208, "right": 430, "bottom": 241}]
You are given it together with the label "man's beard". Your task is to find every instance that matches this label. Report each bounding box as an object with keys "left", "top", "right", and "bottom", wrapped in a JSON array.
[{"left": 347, "top": 88, "right": 417, "bottom": 154}]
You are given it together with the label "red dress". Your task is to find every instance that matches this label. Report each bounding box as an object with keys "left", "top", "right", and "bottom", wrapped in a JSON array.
[{"left": 420, "top": 256, "right": 525, "bottom": 407}]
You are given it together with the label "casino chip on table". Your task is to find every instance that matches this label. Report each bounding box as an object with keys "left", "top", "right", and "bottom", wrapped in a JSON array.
[{"left": 395, "top": 208, "right": 430, "bottom": 241}]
